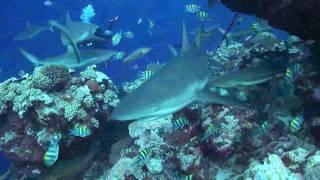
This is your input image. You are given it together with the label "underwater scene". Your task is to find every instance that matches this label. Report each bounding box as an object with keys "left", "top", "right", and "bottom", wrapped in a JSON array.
[{"left": 1, "top": 0, "right": 320, "bottom": 179}]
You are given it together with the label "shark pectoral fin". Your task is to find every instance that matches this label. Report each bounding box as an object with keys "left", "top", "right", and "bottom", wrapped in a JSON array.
[
  {"left": 180, "top": 21, "right": 191, "bottom": 55},
  {"left": 197, "top": 89, "right": 245, "bottom": 107},
  {"left": 19, "top": 48, "right": 41, "bottom": 66}
]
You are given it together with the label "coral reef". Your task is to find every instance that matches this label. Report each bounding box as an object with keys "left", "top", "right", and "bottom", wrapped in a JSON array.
[{"left": 0, "top": 65, "right": 118, "bottom": 176}]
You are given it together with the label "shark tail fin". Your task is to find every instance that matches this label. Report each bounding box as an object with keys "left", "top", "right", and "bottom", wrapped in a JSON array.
[
  {"left": 168, "top": 44, "right": 178, "bottom": 56},
  {"left": 48, "top": 20, "right": 81, "bottom": 64},
  {"left": 19, "top": 48, "right": 42, "bottom": 66},
  {"left": 180, "top": 21, "right": 191, "bottom": 55}
]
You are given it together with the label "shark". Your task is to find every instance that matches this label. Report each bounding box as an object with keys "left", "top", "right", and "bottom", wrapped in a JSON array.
[
  {"left": 19, "top": 20, "right": 116, "bottom": 69},
  {"left": 60, "top": 13, "right": 107, "bottom": 46},
  {"left": 14, "top": 22, "right": 50, "bottom": 41},
  {"left": 210, "top": 61, "right": 286, "bottom": 88},
  {"left": 111, "top": 22, "right": 244, "bottom": 121}
]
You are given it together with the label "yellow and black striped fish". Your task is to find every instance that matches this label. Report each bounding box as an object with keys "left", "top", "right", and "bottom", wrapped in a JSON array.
[
  {"left": 43, "top": 143, "right": 59, "bottom": 167},
  {"left": 285, "top": 63, "right": 303, "bottom": 83},
  {"left": 260, "top": 121, "right": 269, "bottom": 133},
  {"left": 185, "top": 4, "right": 201, "bottom": 13},
  {"left": 139, "top": 70, "right": 153, "bottom": 80},
  {"left": 185, "top": 174, "right": 194, "bottom": 180},
  {"left": 70, "top": 124, "right": 92, "bottom": 137},
  {"left": 236, "top": 89, "right": 248, "bottom": 101},
  {"left": 137, "top": 147, "right": 150, "bottom": 162},
  {"left": 289, "top": 115, "right": 304, "bottom": 132},
  {"left": 196, "top": 11, "right": 209, "bottom": 21},
  {"left": 251, "top": 23, "right": 261, "bottom": 33},
  {"left": 202, "top": 123, "right": 214, "bottom": 141},
  {"left": 172, "top": 117, "right": 189, "bottom": 129}
]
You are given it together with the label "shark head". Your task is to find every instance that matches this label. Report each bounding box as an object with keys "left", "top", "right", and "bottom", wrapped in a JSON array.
[{"left": 111, "top": 22, "right": 243, "bottom": 121}]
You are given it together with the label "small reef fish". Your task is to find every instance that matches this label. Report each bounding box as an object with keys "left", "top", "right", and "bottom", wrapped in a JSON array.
[
  {"left": 137, "top": 147, "right": 150, "bottom": 162},
  {"left": 122, "top": 47, "right": 151, "bottom": 63},
  {"left": 197, "top": 11, "right": 209, "bottom": 21},
  {"left": 112, "top": 31, "right": 122, "bottom": 46},
  {"left": 172, "top": 117, "right": 189, "bottom": 130},
  {"left": 263, "top": 103, "right": 271, "bottom": 112},
  {"left": 251, "top": 23, "right": 261, "bottom": 33},
  {"left": 139, "top": 70, "right": 153, "bottom": 80},
  {"left": 104, "top": 29, "right": 113, "bottom": 36},
  {"left": 285, "top": 63, "right": 303, "bottom": 83},
  {"left": 149, "top": 20, "right": 154, "bottom": 29},
  {"left": 70, "top": 124, "right": 92, "bottom": 137},
  {"left": 114, "top": 51, "right": 126, "bottom": 60},
  {"left": 137, "top": 18, "right": 143, "bottom": 24},
  {"left": 120, "top": 147, "right": 133, "bottom": 156},
  {"left": 44, "top": 0, "right": 53, "bottom": 7},
  {"left": 202, "top": 123, "right": 214, "bottom": 141},
  {"left": 185, "top": 174, "right": 194, "bottom": 180},
  {"left": 236, "top": 89, "right": 248, "bottom": 101},
  {"left": 260, "top": 121, "right": 269, "bottom": 133},
  {"left": 43, "top": 143, "right": 60, "bottom": 167},
  {"left": 289, "top": 114, "right": 304, "bottom": 132},
  {"left": 185, "top": 4, "right": 201, "bottom": 13},
  {"left": 124, "top": 31, "right": 134, "bottom": 39}
]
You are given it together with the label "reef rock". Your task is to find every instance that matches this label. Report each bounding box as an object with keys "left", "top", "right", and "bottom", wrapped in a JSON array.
[{"left": 221, "top": 0, "right": 320, "bottom": 40}]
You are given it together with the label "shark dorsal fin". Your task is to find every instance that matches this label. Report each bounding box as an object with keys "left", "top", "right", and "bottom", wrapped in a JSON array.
[
  {"left": 65, "top": 12, "right": 73, "bottom": 25},
  {"left": 26, "top": 21, "right": 31, "bottom": 29},
  {"left": 180, "top": 21, "right": 191, "bottom": 55}
]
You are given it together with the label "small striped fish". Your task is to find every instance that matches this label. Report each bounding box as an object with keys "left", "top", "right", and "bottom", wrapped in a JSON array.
[
  {"left": 202, "top": 123, "right": 214, "bottom": 141},
  {"left": 260, "top": 121, "right": 269, "bottom": 133},
  {"left": 137, "top": 147, "right": 150, "bottom": 162},
  {"left": 289, "top": 115, "right": 304, "bottom": 132},
  {"left": 112, "top": 31, "right": 122, "bottom": 46},
  {"left": 120, "top": 147, "right": 133, "bottom": 156},
  {"left": 185, "top": 4, "right": 201, "bottom": 13},
  {"left": 139, "top": 70, "right": 153, "bottom": 80},
  {"left": 115, "top": 51, "right": 125, "bottom": 60},
  {"left": 196, "top": 11, "right": 209, "bottom": 21},
  {"left": 43, "top": 143, "right": 59, "bottom": 167},
  {"left": 251, "top": 23, "right": 260, "bottom": 33},
  {"left": 185, "top": 174, "right": 194, "bottom": 180},
  {"left": 236, "top": 89, "right": 248, "bottom": 101},
  {"left": 285, "top": 63, "right": 303, "bottom": 83},
  {"left": 172, "top": 117, "right": 189, "bottom": 129},
  {"left": 70, "top": 124, "right": 92, "bottom": 138},
  {"left": 262, "top": 103, "right": 271, "bottom": 112}
]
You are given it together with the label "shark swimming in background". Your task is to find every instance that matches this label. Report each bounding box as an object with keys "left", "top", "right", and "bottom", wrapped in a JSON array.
[
  {"left": 210, "top": 61, "right": 286, "bottom": 88},
  {"left": 14, "top": 22, "right": 50, "bottom": 41},
  {"left": 61, "top": 12, "right": 107, "bottom": 46},
  {"left": 111, "top": 22, "right": 244, "bottom": 121},
  {"left": 19, "top": 20, "right": 116, "bottom": 69}
]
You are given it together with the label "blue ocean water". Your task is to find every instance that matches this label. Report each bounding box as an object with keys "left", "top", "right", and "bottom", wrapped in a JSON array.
[{"left": 0, "top": 0, "right": 290, "bottom": 175}]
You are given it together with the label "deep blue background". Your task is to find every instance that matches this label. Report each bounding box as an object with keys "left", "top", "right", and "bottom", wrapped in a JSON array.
[{"left": 0, "top": 0, "right": 288, "bottom": 173}]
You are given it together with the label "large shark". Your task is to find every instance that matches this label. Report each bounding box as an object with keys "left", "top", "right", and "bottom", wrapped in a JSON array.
[
  {"left": 61, "top": 13, "right": 107, "bottom": 46},
  {"left": 19, "top": 20, "right": 116, "bottom": 69},
  {"left": 14, "top": 22, "right": 50, "bottom": 41},
  {"left": 210, "top": 61, "right": 286, "bottom": 88},
  {"left": 111, "top": 22, "right": 244, "bottom": 121}
]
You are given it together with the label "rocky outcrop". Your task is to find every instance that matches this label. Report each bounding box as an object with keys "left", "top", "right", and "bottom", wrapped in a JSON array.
[{"left": 221, "top": 0, "right": 320, "bottom": 40}]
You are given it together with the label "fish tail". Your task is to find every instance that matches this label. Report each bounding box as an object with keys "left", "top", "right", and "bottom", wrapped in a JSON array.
[{"left": 19, "top": 48, "right": 42, "bottom": 66}]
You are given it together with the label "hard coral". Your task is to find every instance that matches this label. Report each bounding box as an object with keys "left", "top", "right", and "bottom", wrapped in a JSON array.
[{"left": 31, "top": 64, "right": 70, "bottom": 91}]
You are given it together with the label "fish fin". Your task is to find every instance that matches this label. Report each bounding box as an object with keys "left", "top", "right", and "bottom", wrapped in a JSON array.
[
  {"left": 19, "top": 48, "right": 42, "bottom": 66},
  {"left": 65, "top": 11, "right": 72, "bottom": 25},
  {"left": 48, "top": 20, "right": 81, "bottom": 64},
  {"left": 197, "top": 89, "right": 245, "bottom": 107},
  {"left": 180, "top": 21, "right": 191, "bottom": 55},
  {"left": 168, "top": 44, "right": 178, "bottom": 56}
]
